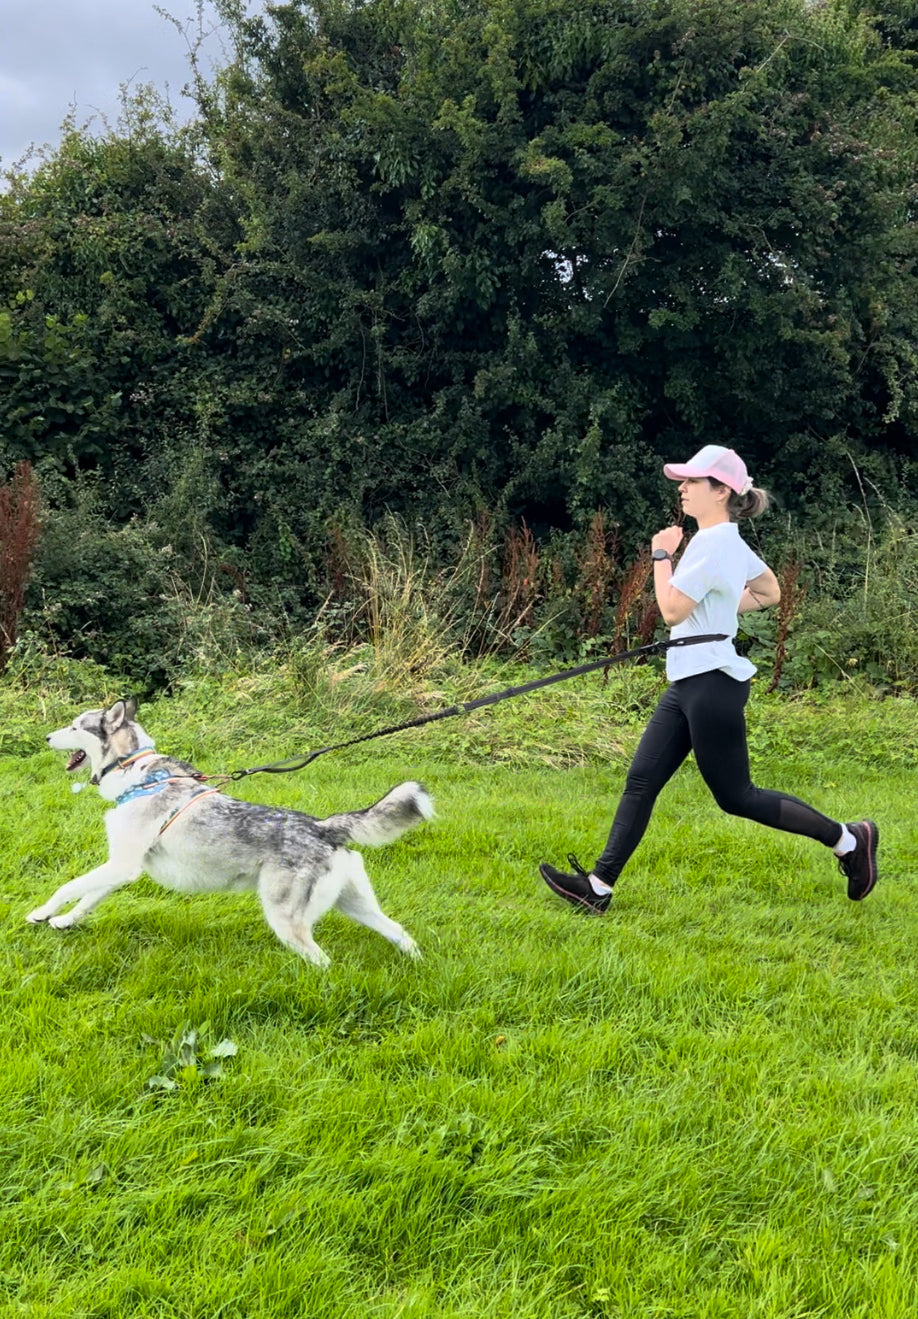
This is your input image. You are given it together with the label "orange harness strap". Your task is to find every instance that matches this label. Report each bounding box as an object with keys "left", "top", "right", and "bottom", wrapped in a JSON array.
[{"left": 157, "top": 787, "right": 224, "bottom": 836}]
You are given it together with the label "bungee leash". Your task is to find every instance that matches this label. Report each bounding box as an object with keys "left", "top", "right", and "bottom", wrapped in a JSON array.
[{"left": 214, "top": 632, "right": 728, "bottom": 783}]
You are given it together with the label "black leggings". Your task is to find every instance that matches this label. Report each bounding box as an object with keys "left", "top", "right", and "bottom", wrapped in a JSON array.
[{"left": 592, "top": 670, "right": 843, "bottom": 885}]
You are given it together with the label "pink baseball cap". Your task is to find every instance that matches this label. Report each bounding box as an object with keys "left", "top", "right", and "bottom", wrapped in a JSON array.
[{"left": 663, "top": 444, "right": 752, "bottom": 495}]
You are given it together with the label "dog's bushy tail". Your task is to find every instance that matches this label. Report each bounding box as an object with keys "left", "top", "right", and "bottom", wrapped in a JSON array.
[{"left": 321, "top": 781, "right": 434, "bottom": 847}]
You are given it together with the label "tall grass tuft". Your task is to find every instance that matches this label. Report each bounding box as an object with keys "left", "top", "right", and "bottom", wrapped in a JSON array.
[{"left": 295, "top": 519, "right": 508, "bottom": 722}]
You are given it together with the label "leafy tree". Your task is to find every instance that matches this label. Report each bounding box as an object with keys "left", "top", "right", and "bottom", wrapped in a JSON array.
[
  {"left": 0, "top": 99, "right": 238, "bottom": 521},
  {"left": 196, "top": 0, "right": 918, "bottom": 548}
]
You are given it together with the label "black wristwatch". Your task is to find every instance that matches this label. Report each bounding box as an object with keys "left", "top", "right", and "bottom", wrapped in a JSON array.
[{"left": 651, "top": 548, "right": 672, "bottom": 563}]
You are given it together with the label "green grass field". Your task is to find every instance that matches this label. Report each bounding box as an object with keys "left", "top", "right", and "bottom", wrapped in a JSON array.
[{"left": 1, "top": 666, "right": 917, "bottom": 1318}]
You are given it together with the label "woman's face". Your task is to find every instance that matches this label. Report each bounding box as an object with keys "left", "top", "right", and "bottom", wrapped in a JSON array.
[{"left": 678, "top": 477, "right": 729, "bottom": 523}]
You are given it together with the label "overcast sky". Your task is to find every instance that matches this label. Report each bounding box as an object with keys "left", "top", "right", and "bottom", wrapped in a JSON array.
[{"left": 1, "top": 1, "right": 251, "bottom": 170}]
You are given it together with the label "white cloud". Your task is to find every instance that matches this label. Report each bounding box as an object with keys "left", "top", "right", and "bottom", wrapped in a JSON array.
[
  {"left": 1, "top": 1, "right": 239, "bottom": 168},
  {"left": 0, "top": 73, "right": 40, "bottom": 115}
]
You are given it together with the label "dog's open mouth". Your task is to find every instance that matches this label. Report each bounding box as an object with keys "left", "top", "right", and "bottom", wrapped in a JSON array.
[{"left": 66, "top": 750, "right": 87, "bottom": 773}]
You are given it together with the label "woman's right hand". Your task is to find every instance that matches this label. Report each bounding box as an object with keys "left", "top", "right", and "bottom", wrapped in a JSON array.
[{"left": 651, "top": 526, "right": 684, "bottom": 558}]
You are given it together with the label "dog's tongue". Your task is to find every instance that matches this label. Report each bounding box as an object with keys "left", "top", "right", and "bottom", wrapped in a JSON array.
[{"left": 66, "top": 750, "right": 87, "bottom": 772}]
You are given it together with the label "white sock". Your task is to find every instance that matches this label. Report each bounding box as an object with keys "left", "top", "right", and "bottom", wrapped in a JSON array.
[
  {"left": 833, "top": 825, "right": 857, "bottom": 857},
  {"left": 589, "top": 874, "right": 613, "bottom": 895}
]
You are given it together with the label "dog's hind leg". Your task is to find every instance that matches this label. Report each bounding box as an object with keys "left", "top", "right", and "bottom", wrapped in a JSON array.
[
  {"left": 257, "top": 865, "right": 333, "bottom": 968},
  {"left": 260, "top": 912, "right": 332, "bottom": 968},
  {"left": 334, "top": 853, "right": 421, "bottom": 959},
  {"left": 27, "top": 860, "right": 143, "bottom": 928}
]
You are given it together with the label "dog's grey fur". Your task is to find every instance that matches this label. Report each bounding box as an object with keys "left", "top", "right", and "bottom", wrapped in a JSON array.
[{"left": 28, "top": 699, "right": 431, "bottom": 967}]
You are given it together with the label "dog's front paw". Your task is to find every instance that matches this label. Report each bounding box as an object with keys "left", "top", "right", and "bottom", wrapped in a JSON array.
[
  {"left": 48, "top": 912, "right": 79, "bottom": 930},
  {"left": 398, "top": 937, "right": 422, "bottom": 960},
  {"left": 26, "top": 906, "right": 54, "bottom": 924}
]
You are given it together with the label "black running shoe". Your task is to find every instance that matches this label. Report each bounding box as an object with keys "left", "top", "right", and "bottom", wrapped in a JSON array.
[
  {"left": 837, "top": 820, "right": 879, "bottom": 901},
  {"left": 539, "top": 854, "right": 611, "bottom": 914}
]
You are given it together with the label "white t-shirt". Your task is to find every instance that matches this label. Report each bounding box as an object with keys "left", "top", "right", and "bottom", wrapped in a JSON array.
[{"left": 666, "top": 522, "right": 768, "bottom": 681}]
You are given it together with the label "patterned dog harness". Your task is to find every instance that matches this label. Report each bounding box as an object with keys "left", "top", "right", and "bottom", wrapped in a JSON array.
[{"left": 115, "top": 770, "right": 223, "bottom": 835}]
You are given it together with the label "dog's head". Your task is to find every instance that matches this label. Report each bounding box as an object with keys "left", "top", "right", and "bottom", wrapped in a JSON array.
[{"left": 47, "top": 698, "right": 150, "bottom": 785}]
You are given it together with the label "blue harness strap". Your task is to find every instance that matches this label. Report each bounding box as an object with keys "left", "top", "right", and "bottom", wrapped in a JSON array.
[
  {"left": 114, "top": 769, "right": 175, "bottom": 806},
  {"left": 115, "top": 772, "right": 223, "bottom": 834}
]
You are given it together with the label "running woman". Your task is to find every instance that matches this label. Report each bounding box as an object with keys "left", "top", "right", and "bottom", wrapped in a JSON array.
[{"left": 539, "top": 445, "right": 879, "bottom": 912}]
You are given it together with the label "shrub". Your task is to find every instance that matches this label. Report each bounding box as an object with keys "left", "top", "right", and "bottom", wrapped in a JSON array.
[
  {"left": 23, "top": 505, "right": 266, "bottom": 692},
  {"left": 739, "top": 514, "right": 918, "bottom": 694}
]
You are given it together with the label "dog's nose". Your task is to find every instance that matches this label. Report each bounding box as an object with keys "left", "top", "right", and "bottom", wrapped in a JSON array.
[{"left": 46, "top": 735, "right": 51, "bottom": 744}]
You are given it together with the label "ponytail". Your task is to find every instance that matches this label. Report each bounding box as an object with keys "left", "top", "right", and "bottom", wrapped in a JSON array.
[
  {"left": 707, "top": 478, "right": 770, "bottom": 520},
  {"left": 727, "top": 486, "right": 770, "bottom": 521}
]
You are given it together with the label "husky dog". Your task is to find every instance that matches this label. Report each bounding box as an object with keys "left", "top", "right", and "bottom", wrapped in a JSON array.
[{"left": 29, "top": 699, "right": 431, "bottom": 967}]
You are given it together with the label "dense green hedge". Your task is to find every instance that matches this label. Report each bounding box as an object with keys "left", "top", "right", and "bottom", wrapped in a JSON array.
[{"left": 1, "top": 0, "right": 917, "bottom": 679}]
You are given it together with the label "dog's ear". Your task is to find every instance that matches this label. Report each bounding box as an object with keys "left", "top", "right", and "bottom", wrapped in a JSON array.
[{"left": 103, "top": 697, "right": 137, "bottom": 731}]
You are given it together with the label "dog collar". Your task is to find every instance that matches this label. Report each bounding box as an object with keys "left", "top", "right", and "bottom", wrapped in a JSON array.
[{"left": 95, "top": 747, "right": 156, "bottom": 785}]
